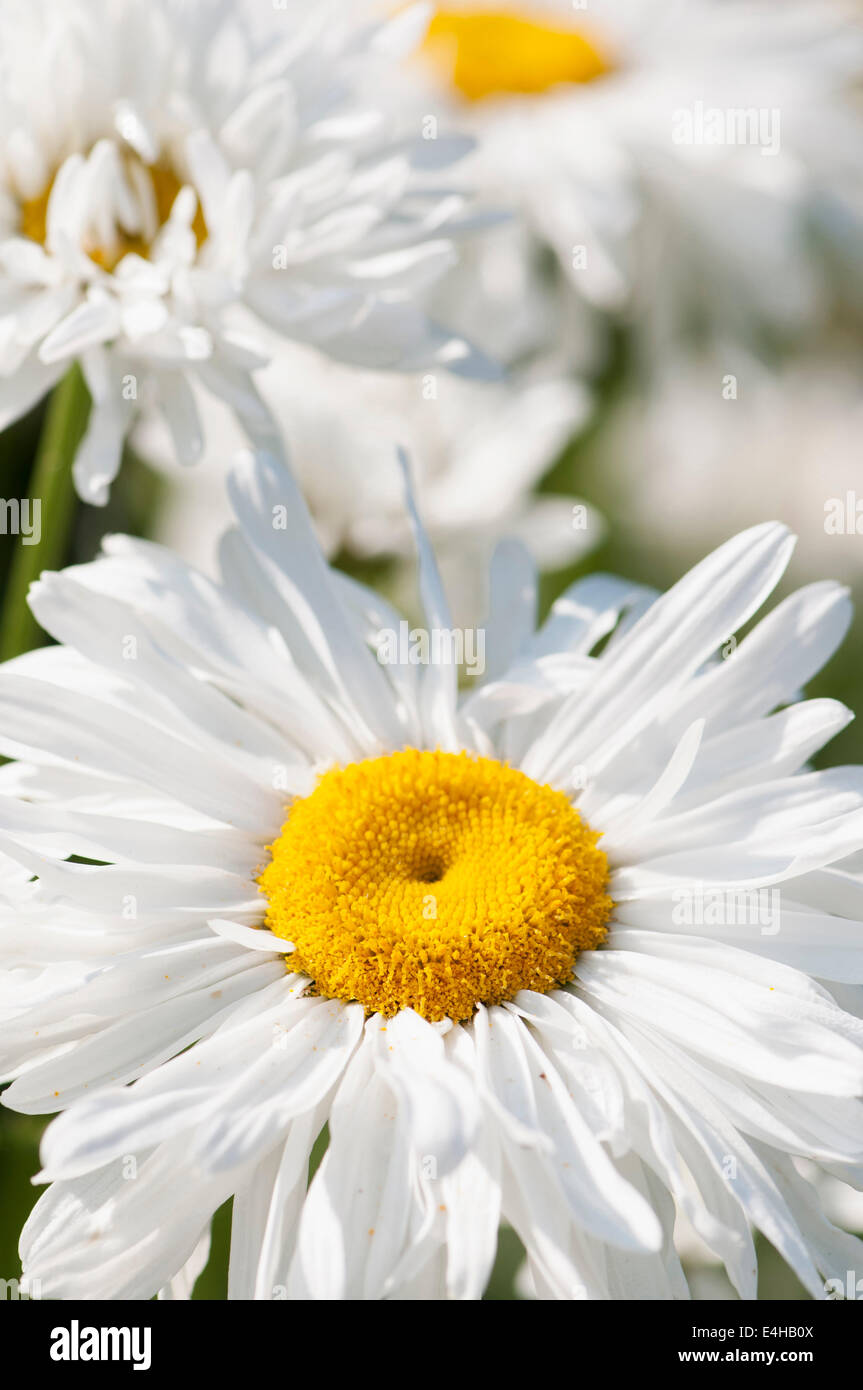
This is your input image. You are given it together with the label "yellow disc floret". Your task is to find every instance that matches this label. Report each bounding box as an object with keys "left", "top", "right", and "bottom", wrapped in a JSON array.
[
  {"left": 423, "top": 7, "right": 611, "bottom": 103},
  {"left": 259, "top": 748, "right": 612, "bottom": 1023}
]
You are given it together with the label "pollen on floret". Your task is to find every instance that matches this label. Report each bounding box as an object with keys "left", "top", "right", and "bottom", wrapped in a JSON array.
[{"left": 259, "top": 748, "right": 612, "bottom": 1023}]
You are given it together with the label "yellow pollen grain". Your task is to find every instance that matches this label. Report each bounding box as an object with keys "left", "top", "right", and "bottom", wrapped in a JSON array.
[
  {"left": 423, "top": 6, "right": 611, "bottom": 102},
  {"left": 19, "top": 160, "right": 207, "bottom": 271},
  {"left": 259, "top": 748, "right": 612, "bottom": 1023}
]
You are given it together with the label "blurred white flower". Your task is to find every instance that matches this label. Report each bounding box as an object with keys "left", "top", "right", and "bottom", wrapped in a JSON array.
[
  {"left": 402, "top": 0, "right": 863, "bottom": 361},
  {"left": 137, "top": 339, "right": 600, "bottom": 627},
  {"left": 0, "top": 0, "right": 491, "bottom": 504},
  {"left": 593, "top": 349, "right": 863, "bottom": 586}
]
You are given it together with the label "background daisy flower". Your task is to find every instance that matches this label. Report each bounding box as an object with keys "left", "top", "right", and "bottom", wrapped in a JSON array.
[
  {"left": 0, "top": 0, "right": 493, "bottom": 504},
  {"left": 0, "top": 0, "right": 500, "bottom": 663},
  {"left": 1, "top": 450, "right": 862, "bottom": 1300},
  {"left": 398, "top": 0, "right": 863, "bottom": 367}
]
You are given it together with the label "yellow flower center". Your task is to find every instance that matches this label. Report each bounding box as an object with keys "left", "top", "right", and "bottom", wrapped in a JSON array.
[
  {"left": 259, "top": 748, "right": 611, "bottom": 1023},
  {"left": 423, "top": 6, "right": 611, "bottom": 102},
  {"left": 19, "top": 158, "right": 207, "bottom": 271}
]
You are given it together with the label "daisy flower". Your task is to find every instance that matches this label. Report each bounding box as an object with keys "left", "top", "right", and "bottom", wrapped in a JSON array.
[
  {"left": 2, "top": 449, "right": 863, "bottom": 1301},
  {"left": 136, "top": 336, "right": 600, "bottom": 629},
  {"left": 403, "top": 0, "right": 863, "bottom": 358},
  {"left": 0, "top": 0, "right": 490, "bottom": 505}
]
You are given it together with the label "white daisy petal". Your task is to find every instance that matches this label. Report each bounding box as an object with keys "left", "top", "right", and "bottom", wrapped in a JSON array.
[
  {"left": 4, "top": 960, "right": 286, "bottom": 1114},
  {"left": 399, "top": 448, "right": 461, "bottom": 750},
  {"left": 577, "top": 942, "right": 863, "bottom": 1096},
  {"left": 522, "top": 522, "right": 796, "bottom": 784},
  {"left": 23, "top": 1141, "right": 240, "bottom": 1301},
  {"left": 476, "top": 1005, "right": 662, "bottom": 1253},
  {"left": 157, "top": 1227, "right": 212, "bottom": 1301},
  {"left": 290, "top": 1027, "right": 419, "bottom": 1300},
  {"left": 664, "top": 581, "right": 854, "bottom": 739}
]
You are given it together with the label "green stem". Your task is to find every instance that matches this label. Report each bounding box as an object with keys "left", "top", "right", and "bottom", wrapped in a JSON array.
[{"left": 0, "top": 365, "right": 91, "bottom": 662}]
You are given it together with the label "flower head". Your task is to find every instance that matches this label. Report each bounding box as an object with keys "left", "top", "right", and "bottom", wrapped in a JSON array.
[
  {"left": 2, "top": 450, "right": 863, "bottom": 1300},
  {"left": 260, "top": 747, "right": 612, "bottom": 1022},
  {"left": 0, "top": 0, "right": 490, "bottom": 503}
]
